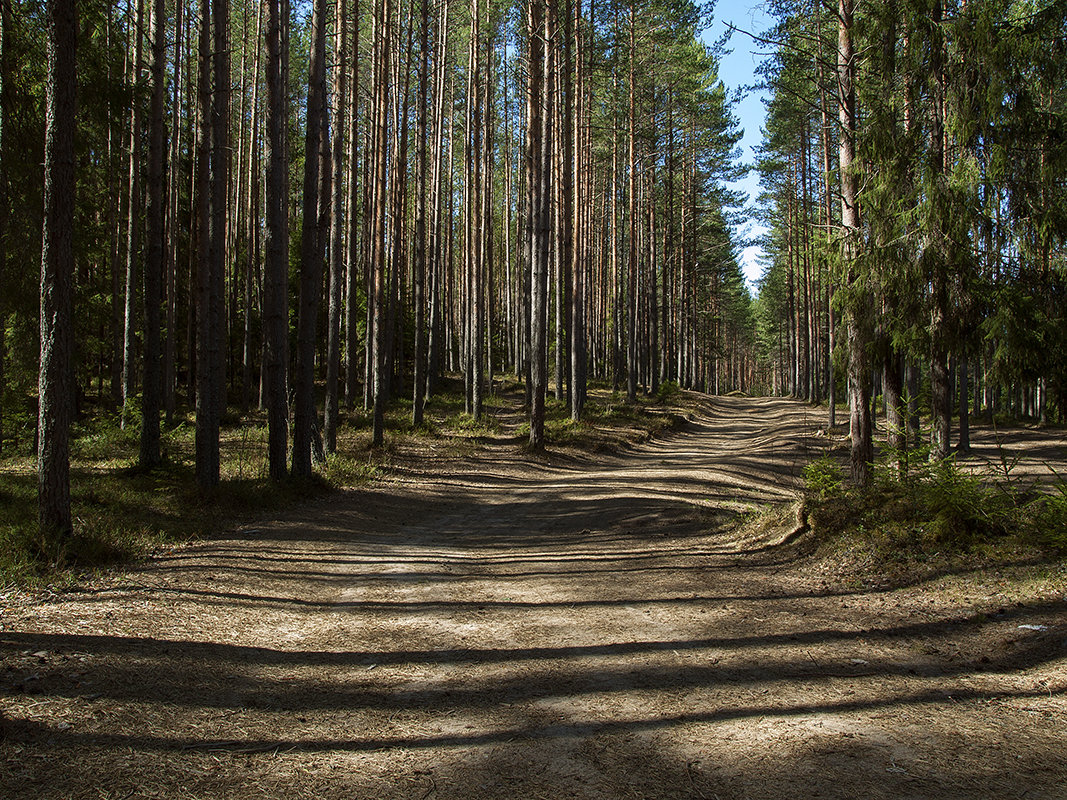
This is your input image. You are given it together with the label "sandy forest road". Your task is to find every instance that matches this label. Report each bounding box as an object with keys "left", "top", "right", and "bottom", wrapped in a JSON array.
[{"left": 2, "top": 396, "right": 1066, "bottom": 799}]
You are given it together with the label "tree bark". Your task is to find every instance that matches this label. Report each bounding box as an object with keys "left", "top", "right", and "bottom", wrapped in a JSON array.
[
  {"left": 837, "top": 0, "right": 872, "bottom": 486},
  {"left": 0, "top": 0, "right": 9, "bottom": 456},
  {"left": 38, "top": 0, "right": 77, "bottom": 538},
  {"left": 195, "top": 0, "right": 228, "bottom": 491},
  {"left": 325, "top": 0, "right": 347, "bottom": 453},
  {"left": 140, "top": 0, "right": 166, "bottom": 469},
  {"left": 263, "top": 0, "right": 290, "bottom": 480},
  {"left": 121, "top": 0, "right": 145, "bottom": 428},
  {"left": 928, "top": 0, "right": 951, "bottom": 461},
  {"left": 345, "top": 0, "right": 361, "bottom": 408},
  {"left": 528, "top": 0, "right": 550, "bottom": 450},
  {"left": 292, "top": 0, "right": 330, "bottom": 477},
  {"left": 626, "top": 0, "right": 637, "bottom": 402}
]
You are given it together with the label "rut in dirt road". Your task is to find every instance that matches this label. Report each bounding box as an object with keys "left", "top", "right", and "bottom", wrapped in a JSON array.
[{"left": 2, "top": 396, "right": 1065, "bottom": 800}]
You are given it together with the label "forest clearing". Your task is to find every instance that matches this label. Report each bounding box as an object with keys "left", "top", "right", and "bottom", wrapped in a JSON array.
[{"left": 2, "top": 395, "right": 1066, "bottom": 799}]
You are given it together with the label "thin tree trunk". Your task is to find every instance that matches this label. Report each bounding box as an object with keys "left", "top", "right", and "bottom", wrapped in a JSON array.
[
  {"left": 264, "top": 0, "right": 290, "bottom": 480},
  {"left": 241, "top": 2, "right": 263, "bottom": 414},
  {"left": 569, "top": 0, "right": 587, "bottom": 420},
  {"left": 929, "top": 0, "right": 951, "bottom": 461},
  {"left": 141, "top": 0, "right": 166, "bottom": 468},
  {"left": 528, "top": 0, "right": 551, "bottom": 450},
  {"left": 122, "top": 0, "right": 145, "bottom": 428},
  {"left": 426, "top": 7, "right": 449, "bottom": 399},
  {"left": 164, "top": 0, "right": 184, "bottom": 423},
  {"left": 38, "top": 0, "right": 77, "bottom": 538},
  {"left": 410, "top": 0, "right": 430, "bottom": 424},
  {"left": 292, "top": 0, "right": 330, "bottom": 476},
  {"left": 958, "top": 355, "right": 970, "bottom": 453},
  {"left": 838, "top": 0, "right": 871, "bottom": 486},
  {"left": 325, "top": 0, "right": 348, "bottom": 452},
  {"left": 345, "top": 0, "right": 361, "bottom": 407},
  {"left": 195, "top": 0, "right": 227, "bottom": 491},
  {"left": 884, "top": 347, "right": 905, "bottom": 474},
  {"left": 0, "top": 0, "right": 9, "bottom": 455},
  {"left": 370, "top": 0, "right": 391, "bottom": 447},
  {"left": 626, "top": 0, "right": 637, "bottom": 402}
]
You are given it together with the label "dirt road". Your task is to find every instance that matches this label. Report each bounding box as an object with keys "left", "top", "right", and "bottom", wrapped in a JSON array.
[{"left": 2, "top": 397, "right": 1065, "bottom": 799}]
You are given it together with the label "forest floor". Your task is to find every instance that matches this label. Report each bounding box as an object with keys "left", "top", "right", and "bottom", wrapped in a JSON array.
[{"left": 1, "top": 395, "right": 1066, "bottom": 799}]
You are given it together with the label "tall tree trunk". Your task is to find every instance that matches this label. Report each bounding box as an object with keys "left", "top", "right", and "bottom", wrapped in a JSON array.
[
  {"left": 528, "top": 0, "right": 550, "bottom": 450},
  {"left": 0, "top": 0, "right": 8, "bottom": 456},
  {"left": 626, "top": 0, "right": 637, "bottom": 402},
  {"left": 263, "top": 0, "right": 290, "bottom": 480},
  {"left": 345, "top": 0, "right": 361, "bottom": 407},
  {"left": 837, "top": 0, "right": 872, "bottom": 486},
  {"left": 121, "top": 0, "right": 145, "bottom": 428},
  {"left": 241, "top": 2, "right": 263, "bottom": 414},
  {"left": 410, "top": 0, "right": 430, "bottom": 425},
  {"left": 292, "top": 0, "right": 330, "bottom": 477},
  {"left": 569, "top": 0, "right": 587, "bottom": 420},
  {"left": 426, "top": 5, "right": 449, "bottom": 399},
  {"left": 38, "top": 0, "right": 77, "bottom": 538},
  {"left": 140, "top": 0, "right": 166, "bottom": 468},
  {"left": 164, "top": 0, "right": 184, "bottom": 423},
  {"left": 928, "top": 0, "right": 951, "bottom": 461},
  {"left": 325, "top": 0, "right": 347, "bottom": 453},
  {"left": 370, "top": 0, "right": 392, "bottom": 447},
  {"left": 195, "top": 0, "right": 227, "bottom": 491}
]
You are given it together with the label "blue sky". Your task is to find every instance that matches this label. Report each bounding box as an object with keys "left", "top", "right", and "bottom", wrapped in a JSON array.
[{"left": 703, "top": 0, "right": 773, "bottom": 289}]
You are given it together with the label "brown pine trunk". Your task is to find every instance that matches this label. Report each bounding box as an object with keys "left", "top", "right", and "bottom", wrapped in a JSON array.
[
  {"left": 164, "top": 0, "right": 185, "bottom": 423},
  {"left": 195, "top": 0, "right": 228, "bottom": 491},
  {"left": 241, "top": 3, "right": 263, "bottom": 415},
  {"left": 263, "top": 0, "right": 290, "bottom": 480},
  {"left": 325, "top": 0, "right": 348, "bottom": 452},
  {"left": 569, "top": 0, "right": 587, "bottom": 420},
  {"left": 626, "top": 0, "right": 637, "bottom": 402},
  {"left": 528, "top": 0, "right": 551, "bottom": 450},
  {"left": 412, "top": 0, "right": 430, "bottom": 425},
  {"left": 292, "top": 0, "right": 330, "bottom": 477},
  {"left": 370, "top": 0, "right": 391, "bottom": 447},
  {"left": 838, "top": 0, "right": 872, "bottom": 486},
  {"left": 426, "top": 5, "right": 449, "bottom": 399},
  {"left": 928, "top": 0, "right": 951, "bottom": 461},
  {"left": 38, "top": 0, "right": 77, "bottom": 538},
  {"left": 817, "top": 6, "right": 837, "bottom": 425},
  {"left": 0, "top": 0, "right": 9, "bottom": 455},
  {"left": 121, "top": 0, "right": 145, "bottom": 428},
  {"left": 884, "top": 347, "right": 905, "bottom": 473},
  {"left": 140, "top": 0, "right": 166, "bottom": 468}
]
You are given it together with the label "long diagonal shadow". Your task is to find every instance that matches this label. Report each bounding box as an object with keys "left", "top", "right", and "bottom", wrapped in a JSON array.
[{"left": 6, "top": 686, "right": 1060, "bottom": 755}]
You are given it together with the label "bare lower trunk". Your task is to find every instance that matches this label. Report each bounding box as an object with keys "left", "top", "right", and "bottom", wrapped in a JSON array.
[
  {"left": 140, "top": 0, "right": 166, "bottom": 468},
  {"left": 292, "top": 0, "right": 330, "bottom": 478},
  {"left": 264, "top": 0, "right": 290, "bottom": 480},
  {"left": 39, "top": 0, "right": 77, "bottom": 537}
]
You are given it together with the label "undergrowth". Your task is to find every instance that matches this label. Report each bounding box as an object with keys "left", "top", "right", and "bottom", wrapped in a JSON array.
[
  {"left": 1, "top": 378, "right": 695, "bottom": 587},
  {"left": 803, "top": 447, "right": 1067, "bottom": 577}
]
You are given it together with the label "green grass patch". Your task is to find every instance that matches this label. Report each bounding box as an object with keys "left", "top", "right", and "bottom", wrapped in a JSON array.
[{"left": 0, "top": 416, "right": 357, "bottom": 587}]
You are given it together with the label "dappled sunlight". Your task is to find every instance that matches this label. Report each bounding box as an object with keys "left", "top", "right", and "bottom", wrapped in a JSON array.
[{"left": 3, "top": 397, "right": 1065, "bottom": 799}]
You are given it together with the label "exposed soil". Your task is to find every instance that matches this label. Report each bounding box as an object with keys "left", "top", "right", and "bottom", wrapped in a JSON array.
[{"left": 2, "top": 396, "right": 1066, "bottom": 799}]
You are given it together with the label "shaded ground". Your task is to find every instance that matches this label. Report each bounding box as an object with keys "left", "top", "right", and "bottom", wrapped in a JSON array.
[{"left": 2, "top": 396, "right": 1065, "bottom": 799}]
